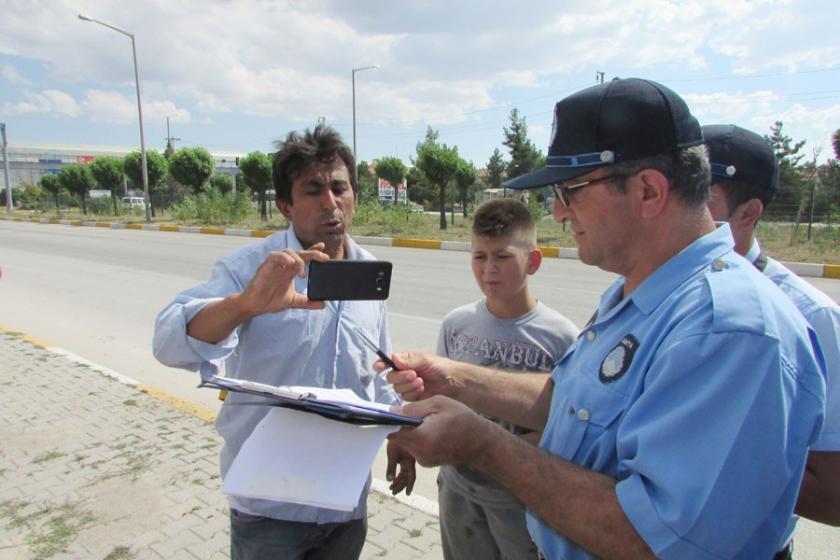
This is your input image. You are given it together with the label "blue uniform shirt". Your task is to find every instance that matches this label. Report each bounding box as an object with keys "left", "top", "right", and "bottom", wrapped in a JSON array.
[
  {"left": 153, "top": 225, "right": 398, "bottom": 523},
  {"left": 527, "top": 224, "right": 825, "bottom": 560},
  {"left": 747, "top": 240, "right": 839, "bottom": 547}
]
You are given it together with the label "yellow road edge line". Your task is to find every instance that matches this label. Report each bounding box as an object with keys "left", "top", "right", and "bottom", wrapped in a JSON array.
[
  {"left": 199, "top": 227, "right": 225, "bottom": 235},
  {"left": 20, "top": 334, "right": 52, "bottom": 348},
  {"left": 393, "top": 238, "right": 442, "bottom": 250},
  {"left": 251, "top": 229, "right": 273, "bottom": 238},
  {"left": 0, "top": 325, "right": 51, "bottom": 348},
  {"left": 137, "top": 384, "right": 218, "bottom": 423},
  {"left": 539, "top": 246, "right": 559, "bottom": 258},
  {"left": 124, "top": 223, "right": 143, "bottom": 229},
  {"left": 95, "top": 221, "right": 111, "bottom": 228},
  {"left": 158, "top": 225, "right": 180, "bottom": 232},
  {"left": 825, "top": 264, "right": 840, "bottom": 279}
]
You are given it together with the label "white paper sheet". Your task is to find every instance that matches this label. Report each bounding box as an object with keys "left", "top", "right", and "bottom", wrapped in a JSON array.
[{"left": 223, "top": 387, "right": 400, "bottom": 511}]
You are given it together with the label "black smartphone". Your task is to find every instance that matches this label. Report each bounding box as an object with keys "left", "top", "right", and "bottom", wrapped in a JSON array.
[{"left": 307, "top": 260, "right": 393, "bottom": 301}]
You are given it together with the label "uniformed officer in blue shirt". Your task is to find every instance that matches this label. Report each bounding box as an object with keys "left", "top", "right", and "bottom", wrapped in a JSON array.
[
  {"left": 384, "top": 78, "right": 826, "bottom": 559},
  {"left": 704, "top": 124, "right": 840, "bottom": 553}
]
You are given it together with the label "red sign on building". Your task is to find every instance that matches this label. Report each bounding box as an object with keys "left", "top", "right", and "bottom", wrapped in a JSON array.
[{"left": 377, "top": 178, "right": 407, "bottom": 203}]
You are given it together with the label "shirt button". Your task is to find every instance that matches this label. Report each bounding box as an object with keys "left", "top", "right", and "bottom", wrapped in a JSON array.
[
  {"left": 577, "top": 408, "right": 591, "bottom": 422},
  {"left": 586, "top": 330, "right": 596, "bottom": 341},
  {"left": 712, "top": 258, "right": 726, "bottom": 271}
]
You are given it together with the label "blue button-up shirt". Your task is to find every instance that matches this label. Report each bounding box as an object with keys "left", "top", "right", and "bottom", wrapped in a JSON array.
[
  {"left": 527, "top": 224, "right": 825, "bottom": 559},
  {"left": 153, "top": 226, "right": 397, "bottom": 523}
]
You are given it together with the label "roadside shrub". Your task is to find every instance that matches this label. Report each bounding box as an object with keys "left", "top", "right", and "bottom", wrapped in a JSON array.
[
  {"left": 87, "top": 196, "right": 116, "bottom": 215},
  {"left": 353, "top": 201, "right": 425, "bottom": 234},
  {"left": 170, "top": 187, "right": 251, "bottom": 224}
]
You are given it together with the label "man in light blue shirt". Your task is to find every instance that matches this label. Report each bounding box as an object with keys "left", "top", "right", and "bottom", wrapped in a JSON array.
[
  {"left": 704, "top": 124, "right": 840, "bottom": 545},
  {"left": 153, "top": 125, "right": 414, "bottom": 560},
  {"left": 385, "top": 79, "right": 825, "bottom": 559}
]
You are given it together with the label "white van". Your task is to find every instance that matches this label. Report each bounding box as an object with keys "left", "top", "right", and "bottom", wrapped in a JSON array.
[{"left": 122, "top": 196, "right": 145, "bottom": 209}]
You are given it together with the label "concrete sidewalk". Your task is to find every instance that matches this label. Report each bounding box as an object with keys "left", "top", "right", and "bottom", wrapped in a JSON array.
[{"left": 0, "top": 332, "right": 442, "bottom": 559}]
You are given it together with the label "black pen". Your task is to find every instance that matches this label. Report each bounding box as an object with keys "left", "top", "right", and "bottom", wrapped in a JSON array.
[{"left": 354, "top": 327, "right": 398, "bottom": 371}]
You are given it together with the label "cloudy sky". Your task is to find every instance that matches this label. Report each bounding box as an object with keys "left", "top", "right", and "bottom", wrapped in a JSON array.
[{"left": 1, "top": 0, "right": 838, "bottom": 167}]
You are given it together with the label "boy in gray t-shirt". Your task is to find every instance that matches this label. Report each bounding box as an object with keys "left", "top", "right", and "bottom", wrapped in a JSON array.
[{"left": 436, "top": 198, "right": 579, "bottom": 560}]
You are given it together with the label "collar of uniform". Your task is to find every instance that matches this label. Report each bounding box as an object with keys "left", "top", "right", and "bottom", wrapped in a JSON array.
[
  {"left": 745, "top": 238, "right": 762, "bottom": 264},
  {"left": 626, "top": 223, "right": 736, "bottom": 315}
]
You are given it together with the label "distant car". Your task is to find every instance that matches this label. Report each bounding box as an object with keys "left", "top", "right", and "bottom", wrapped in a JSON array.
[
  {"left": 407, "top": 201, "right": 424, "bottom": 212},
  {"left": 122, "top": 196, "right": 145, "bottom": 209}
]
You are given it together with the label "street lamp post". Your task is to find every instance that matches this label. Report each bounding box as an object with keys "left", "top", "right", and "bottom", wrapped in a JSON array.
[
  {"left": 78, "top": 13, "right": 151, "bottom": 223},
  {"left": 351, "top": 65, "right": 377, "bottom": 186},
  {"left": 1, "top": 123, "right": 12, "bottom": 214}
]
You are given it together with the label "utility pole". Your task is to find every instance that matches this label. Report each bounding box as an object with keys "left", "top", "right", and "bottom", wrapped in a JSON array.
[
  {"left": 1, "top": 123, "right": 11, "bottom": 214},
  {"left": 807, "top": 145, "right": 821, "bottom": 240},
  {"left": 164, "top": 116, "right": 180, "bottom": 158},
  {"left": 596, "top": 71, "right": 605, "bottom": 84}
]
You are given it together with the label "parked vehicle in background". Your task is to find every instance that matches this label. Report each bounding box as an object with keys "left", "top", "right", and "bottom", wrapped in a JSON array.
[{"left": 122, "top": 196, "right": 145, "bottom": 209}]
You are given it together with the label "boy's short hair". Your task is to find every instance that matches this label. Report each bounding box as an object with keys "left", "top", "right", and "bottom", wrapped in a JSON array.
[{"left": 472, "top": 198, "right": 537, "bottom": 249}]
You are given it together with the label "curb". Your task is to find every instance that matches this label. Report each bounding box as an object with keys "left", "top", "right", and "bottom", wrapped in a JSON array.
[
  {"left": 2, "top": 214, "right": 838, "bottom": 280},
  {"left": 0, "top": 324, "right": 439, "bottom": 518}
]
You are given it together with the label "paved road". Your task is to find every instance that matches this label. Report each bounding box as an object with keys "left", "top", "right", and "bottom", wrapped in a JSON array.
[
  {"left": 2, "top": 220, "right": 839, "bottom": 558},
  {"left": 0, "top": 220, "right": 621, "bottom": 503}
]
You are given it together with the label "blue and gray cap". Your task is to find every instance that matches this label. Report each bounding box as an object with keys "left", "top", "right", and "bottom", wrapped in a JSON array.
[
  {"left": 702, "top": 124, "right": 779, "bottom": 194},
  {"left": 504, "top": 78, "right": 703, "bottom": 190}
]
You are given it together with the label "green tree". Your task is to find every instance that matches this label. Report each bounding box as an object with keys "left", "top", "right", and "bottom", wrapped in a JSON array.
[
  {"left": 357, "top": 161, "right": 378, "bottom": 205},
  {"left": 39, "top": 173, "right": 62, "bottom": 210},
  {"left": 375, "top": 157, "right": 407, "bottom": 189},
  {"left": 90, "top": 156, "right": 125, "bottom": 215},
  {"left": 765, "top": 121, "right": 806, "bottom": 222},
  {"left": 238, "top": 151, "right": 272, "bottom": 220},
  {"left": 123, "top": 150, "right": 168, "bottom": 216},
  {"left": 58, "top": 164, "right": 95, "bottom": 214},
  {"left": 833, "top": 129, "right": 840, "bottom": 161},
  {"left": 405, "top": 165, "right": 434, "bottom": 207},
  {"left": 169, "top": 147, "right": 215, "bottom": 194},
  {"left": 415, "top": 131, "right": 461, "bottom": 229},
  {"left": 503, "top": 108, "right": 543, "bottom": 179},
  {"left": 454, "top": 159, "right": 478, "bottom": 217},
  {"left": 486, "top": 147, "right": 507, "bottom": 188},
  {"left": 210, "top": 174, "right": 234, "bottom": 195}
]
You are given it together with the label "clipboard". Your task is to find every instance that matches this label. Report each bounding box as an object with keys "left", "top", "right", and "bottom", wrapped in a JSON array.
[{"left": 199, "top": 375, "right": 422, "bottom": 427}]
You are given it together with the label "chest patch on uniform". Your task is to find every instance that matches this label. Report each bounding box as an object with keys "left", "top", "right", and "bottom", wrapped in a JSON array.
[{"left": 599, "top": 334, "right": 639, "bottom": 383}]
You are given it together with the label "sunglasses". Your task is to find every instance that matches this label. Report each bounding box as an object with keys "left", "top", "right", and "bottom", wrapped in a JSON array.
[{"left": 553, "top": 174, "right": 624, "bottom": 207}]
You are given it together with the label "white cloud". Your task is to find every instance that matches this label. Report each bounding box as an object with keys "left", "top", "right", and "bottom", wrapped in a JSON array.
[
  {"left": 82, "top": 90, "right": 136, "bottom": 124},
  {"left": 684, "top": 90, "right": 781, "bottom": 124},
  {"left": 0, "top": 0, "right": 836, "bottom": 160},
  {"left": 1, "top": 63, "right": 30, "bottom": 85},
  {"left": 754, "top": 103, "right": 840, "bottom": 162},
  {"left": 3, "top": 89, "right": 80, "bottom": 116},
  {"left": 81, "top": 89, "right": 192, "bottom": 125}
]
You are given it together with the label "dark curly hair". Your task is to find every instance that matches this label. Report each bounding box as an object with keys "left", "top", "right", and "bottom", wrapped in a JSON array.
[{"left": 272, "top": 124, "right": 356, "bottom": 204}]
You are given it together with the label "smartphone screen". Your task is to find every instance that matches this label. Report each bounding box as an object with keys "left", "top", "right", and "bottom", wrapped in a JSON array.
[{"left": 307, "top": 260, "right": 392, "bottom": 301}]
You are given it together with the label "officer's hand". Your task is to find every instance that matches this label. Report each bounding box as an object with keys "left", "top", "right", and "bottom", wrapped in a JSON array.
[
  {"left": 375, "top": 352, "right": 456, "bottom": 402},
  {"left": 388, "top": 396, "right": 493, "bottom": 468}
]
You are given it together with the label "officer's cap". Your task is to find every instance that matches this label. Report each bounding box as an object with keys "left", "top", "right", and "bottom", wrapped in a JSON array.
[
  {"left": 504, "top": 78, "right": 703, "bottom": 190},
  {"left": 702, "top": 124, "right": 779, "bottom": 193}
]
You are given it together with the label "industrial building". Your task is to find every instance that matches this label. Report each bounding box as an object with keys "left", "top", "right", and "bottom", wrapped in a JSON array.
[{"left": 0, "top": 142, "right": 243, "bottom": 190}]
